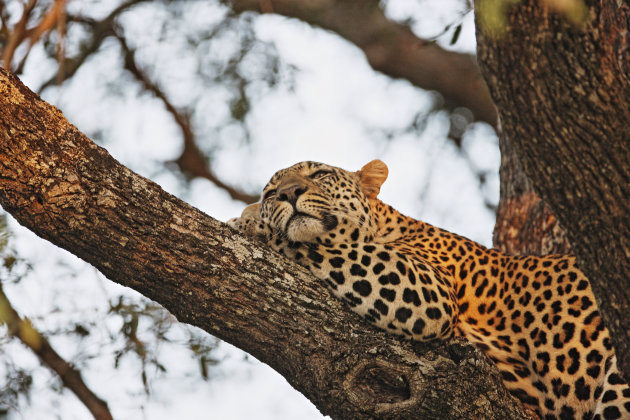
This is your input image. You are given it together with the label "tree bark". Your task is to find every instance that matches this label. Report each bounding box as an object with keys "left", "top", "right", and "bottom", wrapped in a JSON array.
[
  {"left": 229, "top": 0, "right": 497, "bottom": 126},
  {"left": 0, "top": 69, "right": 532, "bottom": 418},
  {"left": 493, "top": 129, "right": 571, "bottom": 256},
  {"left": 476, "top": 0, "right": 630, "bottom": 383}
]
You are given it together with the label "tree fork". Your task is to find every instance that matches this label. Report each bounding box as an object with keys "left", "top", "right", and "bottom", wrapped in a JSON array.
[{"left": 0, "top": 69, "right": 532, "bottom": 418}]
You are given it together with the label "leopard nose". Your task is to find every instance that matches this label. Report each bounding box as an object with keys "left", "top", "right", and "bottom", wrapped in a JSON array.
[{"left": 278, "top": 184, "right": 307, "bottom": 205}]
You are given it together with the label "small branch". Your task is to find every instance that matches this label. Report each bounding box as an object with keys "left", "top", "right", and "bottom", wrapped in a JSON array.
[
  {"left": 0, "top": 284, "right": 113, "bottom": 420},
  {"left": 56, "top": 0, "right": 66, "bottom": 85},
  {"left": 38, "top": 0, "right": 152, "bottom": 90},
  {"left": 2, "top": 0, "right": 37, "bottom": 68},
  {"left": 116, "top": 33, "right": 258, "bottom": 204},
  {"left": 3, "top": 0, "right": 66, "bottom": 74},
  {"left": 24, "top": 0, "right": 65, "bottom": 44}
]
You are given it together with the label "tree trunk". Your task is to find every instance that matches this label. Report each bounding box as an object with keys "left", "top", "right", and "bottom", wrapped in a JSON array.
[
  {"left": 476, "top": 0, "right": 630, "bottom": 383},
  {"left": 0, "top": 69, "right": 532, "bottom": 418},
  {"left": 493, "top": 129, "right": 571, "bottom": 256}
]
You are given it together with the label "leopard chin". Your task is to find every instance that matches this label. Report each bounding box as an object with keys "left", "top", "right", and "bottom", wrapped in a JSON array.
[{"left": 285, "top": 214, "right": 326, "bottom": 242}]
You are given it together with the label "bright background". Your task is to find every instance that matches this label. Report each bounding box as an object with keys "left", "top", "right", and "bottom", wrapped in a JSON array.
[{"left": 1, "top": 1, "right": 499, "bottom": 418}]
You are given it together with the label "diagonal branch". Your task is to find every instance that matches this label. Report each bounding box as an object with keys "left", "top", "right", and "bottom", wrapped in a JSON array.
[
  {"left": 0, "top": 68, "right": 531, "bottom": 419},
  {"left": 37, "top": 0, "right": 152, "bottom": 90},
  {"left": 229, "top": 0, "right": 498, "bottom": 126},
  {"left": 24, "top": 0, "right": 65, "bottom": 44},
  {"left": 3, "top": 0, "right": 67, "bottom": 75},
  {"left": 1, "top": 0, "right": 37, "bottom": 67},
  {"left": 34, "top": 0, "right": 258, "bottom": 203},
  {"left": 116, "top": 33, "right": 258, "bottom": 204},
  {"left": 0, "top": 283, "right": 113, "bottom": 420}
]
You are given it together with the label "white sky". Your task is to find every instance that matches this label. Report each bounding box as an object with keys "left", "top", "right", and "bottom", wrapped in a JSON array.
[{"left": 2, "top": 1, "right": 499, "bottom": 419}]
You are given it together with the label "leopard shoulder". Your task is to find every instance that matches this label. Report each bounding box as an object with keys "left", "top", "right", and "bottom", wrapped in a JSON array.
[{"left": 230, "top": 159, "right": 630, "bottom": 419}]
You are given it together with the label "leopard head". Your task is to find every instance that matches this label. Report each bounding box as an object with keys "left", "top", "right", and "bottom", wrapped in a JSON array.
[{"left": 258, "top": 160, "right": 388, "bottom": 243}]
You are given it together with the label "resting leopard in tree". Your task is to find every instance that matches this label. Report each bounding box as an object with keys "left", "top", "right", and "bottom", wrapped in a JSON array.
[{"left": 228, "top": 159, "right": 630, "bottom": 420}]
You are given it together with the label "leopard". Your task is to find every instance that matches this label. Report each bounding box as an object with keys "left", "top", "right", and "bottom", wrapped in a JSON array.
[{"left": 228, "top": 159, "right": 630, "bottom": 420}]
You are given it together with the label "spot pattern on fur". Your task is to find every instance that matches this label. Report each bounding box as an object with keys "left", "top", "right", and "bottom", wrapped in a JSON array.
[{"left": 229, "top": 160, "right": 630, "bottom": 419}]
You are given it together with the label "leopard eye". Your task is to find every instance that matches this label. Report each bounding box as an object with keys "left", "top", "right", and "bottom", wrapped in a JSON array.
[
  {"left": 262, "top": 189, "right": 277, "bottom": 201},
  {"left": 309, "top": 169, "right": 332, "bottom": 179}
]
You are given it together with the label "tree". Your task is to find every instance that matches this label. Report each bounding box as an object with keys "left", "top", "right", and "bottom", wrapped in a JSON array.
[
  {"left": 475, "top": 0, "right": 630, "bottom": 384},
  {"left": 2, "top": 1, "right": 506, "bottom": 417},
  {"left": 0, "top": 67, "right": 531, "bottom": 419},
  {"left": 0, "top": 0, "right": 628, "bottom": 418}
]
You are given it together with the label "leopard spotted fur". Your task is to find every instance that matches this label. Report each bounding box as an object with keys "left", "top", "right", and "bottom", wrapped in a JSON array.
[{"left": 228, "top": 160, "right": 630, "bottom": 419}]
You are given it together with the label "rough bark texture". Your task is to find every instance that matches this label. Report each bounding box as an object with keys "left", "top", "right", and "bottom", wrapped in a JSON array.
[
  {"left": 230, "top": 0, "right": 497, "bottom": 126},
  {"left": 476, "top": 0, "right": 630, "bottom": 383},
  {"left": 493, "top": 130, "right": 571, "bottom": 256},
  {"left": 0, "top": 69, "right": 532, "bottom": 418}
]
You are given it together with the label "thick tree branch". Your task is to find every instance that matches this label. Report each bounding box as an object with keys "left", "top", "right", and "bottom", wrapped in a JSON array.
[
  {"left": 0, "top": 69, "right": 532, "bottom": 419},
  {"left": 229, "top": 0, "right": 498, "bottom": 126},
  {"left": 476, "top": 0, "right": 630, "bottom": 382},
  {"left": 0, "top": 283, "right": 113, "bottom": 420}
]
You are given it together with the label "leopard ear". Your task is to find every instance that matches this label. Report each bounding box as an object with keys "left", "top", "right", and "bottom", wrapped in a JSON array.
[{"left": 358, "top": 160, "right": 388, "bottom": 199}]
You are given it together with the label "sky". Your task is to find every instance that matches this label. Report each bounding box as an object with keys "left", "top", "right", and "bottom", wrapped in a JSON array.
[{"left": 1, "top": 1, "right": 499, "bottom": 419}]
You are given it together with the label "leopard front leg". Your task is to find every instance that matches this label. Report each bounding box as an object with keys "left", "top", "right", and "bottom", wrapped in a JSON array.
[
  {"left": 227, "top": 204, "right": 302, "bottom": 261},
  {"left": 303, "top": 243, "right": 459, "bottom": 342},
  {"left": 229, "top": 208, "right": 458, "bottom": 342}
]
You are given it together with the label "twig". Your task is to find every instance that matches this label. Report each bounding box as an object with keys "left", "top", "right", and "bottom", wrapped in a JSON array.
[
  {"left": 36, "top": 1, "right": 259, "bottom": 203},
  {"left": 38, "top": 0, "right": 152, "bottom": 90},
  {"left": 24, "top": 0, "right": 65, "bottom": 43},
  {"left": 9, "top": 0, "right": 66, "bottom": 75},
  {"left": 2, "top": 0, "right": 37, "bottom": 68},
  {"left": 56, "top": 0, "right": 67, "bottom": 84},
  {"left": 0, "top": 283, "right": 113, "bottom": 420},
  {"left": 116, "top": 33, "right": 258, "bottom": 204}
]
